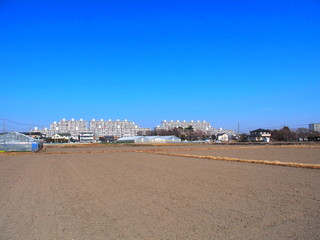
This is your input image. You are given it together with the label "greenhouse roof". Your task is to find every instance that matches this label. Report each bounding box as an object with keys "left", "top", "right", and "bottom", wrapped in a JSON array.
[{"left": 0, "top": 131, "right": 40, "bottom": 143}]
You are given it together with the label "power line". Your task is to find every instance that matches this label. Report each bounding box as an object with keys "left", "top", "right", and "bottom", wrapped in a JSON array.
[
  {"left": 4, "top": 123, "right": 30, "bottom": 132},
  {"left": 0, "top": 118, "right": 40, "bottom": 126}
]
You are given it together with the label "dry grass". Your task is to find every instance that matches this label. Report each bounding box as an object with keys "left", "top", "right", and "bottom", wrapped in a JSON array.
[
  {"left": 143, "top": 145, "right": 320, "bottom": 153},
  {"left": 144, "top": 151, "right": 320, "bottom": 169}
]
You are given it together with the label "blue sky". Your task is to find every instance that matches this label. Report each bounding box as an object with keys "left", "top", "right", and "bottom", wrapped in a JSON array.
[{"left": 1, "top": 0, "right": 319, "bottom": 132}]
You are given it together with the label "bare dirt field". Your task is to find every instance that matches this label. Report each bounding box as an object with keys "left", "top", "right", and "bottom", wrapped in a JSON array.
[
  {"left": 0, "top": 144, "right": 319, "bottom": 239},
  {"left": 167, "top": 145, "right": 320, "bottom": 165}
]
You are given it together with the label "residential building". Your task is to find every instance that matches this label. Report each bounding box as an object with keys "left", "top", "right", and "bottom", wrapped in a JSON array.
[
  {"left": 309, "top": 123, "right": 320, "bottom": 132},
  {"left": 217, "top": 133, "right": 230, "bottom": 142},
  {"left": 40, "top": 118, "right": 150, "bottom": 138},
  {"left": 79, "top": 132, "right": 94, "bottom": 143},
  {"left": 100, "top": 136, "right": 117, "bottom": 143},
  {"left": 212, "top": 127, "right": 235, "bottom": 136},
  {"left": 50, "top": 118, "right": 87, "bottom": 136},
  {"left": 156, "top": 120, "right": 214, "bottom": 134},
  {"left": 51, "top": 133, "right": 71, "bottom": 143},
  {"left": 249, "top": 129, "right": 271, "bottom": 142},
  {"left": 156, "top": 120, "right": 235, "bottom": 137},
  {"left": 89, "top": 119, "right": 150, "bottom": 137}
]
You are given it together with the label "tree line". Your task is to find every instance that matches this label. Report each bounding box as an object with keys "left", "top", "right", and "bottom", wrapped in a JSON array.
[
  {"left": 240, "top": 127, "right": 320, "bottom": 142},
  {"left": 138, "top": 126, "right": 320, "bottom": 142}
]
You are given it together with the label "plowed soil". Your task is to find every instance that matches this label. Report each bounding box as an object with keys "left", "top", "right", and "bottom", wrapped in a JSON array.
[{"left": 0, "top": 144, "right": 319, "bottom": 239}]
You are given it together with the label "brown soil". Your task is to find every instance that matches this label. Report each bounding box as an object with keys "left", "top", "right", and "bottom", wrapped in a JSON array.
[{"left": 0, "top": 144, "right": 319, "bottom": 239}]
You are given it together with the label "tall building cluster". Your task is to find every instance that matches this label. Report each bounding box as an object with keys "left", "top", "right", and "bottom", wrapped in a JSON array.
[
  {"left": 89, "top": 119, "right": 150, "bottom": 137},
  {"left": 37, "top": 118, "right": 235, "bottom": 139},
  {"left": 155, "top": 120, "right": 235, "bottom": 136},
  {"left": 50, "top": 118, "right": 87, "bottom": 135},
  {"left": 40, "top": 118, "right": 150, "bottom": 138},
  {"left": 156, "top": 120, "right": 213, "bottom": 134}
]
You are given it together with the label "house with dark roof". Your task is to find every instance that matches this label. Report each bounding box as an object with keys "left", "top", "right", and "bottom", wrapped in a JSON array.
[
  {"left": 249, "top": 129, "right": 271, "bottom": 142},
  {"left": 21, "top": 131, "right": 43, "bottom": 139}
]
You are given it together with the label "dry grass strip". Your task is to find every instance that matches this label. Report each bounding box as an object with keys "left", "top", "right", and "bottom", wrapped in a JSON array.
[
  {"left": 141, "top": 145, "right": 320, "bottom": 153},
  {"left": 143, "top": 151, "right": 320, "bottom": 170}
]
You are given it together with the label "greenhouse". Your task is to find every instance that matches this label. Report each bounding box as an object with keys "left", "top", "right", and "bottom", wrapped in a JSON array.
[
  {"left": 0, "top": 131, "right": 43, "bottom": 152},
  {"left": 116, "top": 135, "right": 181, "bottom": 144}
]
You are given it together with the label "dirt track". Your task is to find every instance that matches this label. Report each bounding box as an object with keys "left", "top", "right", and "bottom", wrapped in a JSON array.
[{"left": 0, "top": 144, "right": 319, "bottom": 239}]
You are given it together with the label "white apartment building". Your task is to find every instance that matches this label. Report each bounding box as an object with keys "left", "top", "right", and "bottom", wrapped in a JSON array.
[
  {"left": 79, "top": 132, "right": 94, "bottom": 143},
  {"left": 309, "top": 123, "right": 320, "bottom": 132},
  {"left": 156, "top": 120, "right": 235, "bottom": 136},
  {"left": 156, "top": 120, "right": 214, "bottom": 134},
  {"left": 48, "top": 118, "right": 87, "bottom": 136},
  {"left": 39, "top": 118, "right": 150, "bottom": 138},
  {"left": 90, "top": 119, "right": 150, "bottom": 137}
]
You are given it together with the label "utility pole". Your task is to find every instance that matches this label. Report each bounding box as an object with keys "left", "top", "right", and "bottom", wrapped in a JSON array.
[{"left": 3, "top": 119, "right": 6, "bottom": 146}]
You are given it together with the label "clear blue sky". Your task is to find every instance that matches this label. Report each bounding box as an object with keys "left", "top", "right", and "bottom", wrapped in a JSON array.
[{"left": 1, "top": 0, "right": 319, "bottom": 132}]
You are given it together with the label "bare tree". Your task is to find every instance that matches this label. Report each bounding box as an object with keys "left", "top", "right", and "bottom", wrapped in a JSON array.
[
  {"left": 185, "top": 125, "right": 194, "bottom": 141},
  {"left": 294, "top": 128, "right": 309, "bottom": 140},
  {"left": 239, "top": 133, "right": 248, "bottom": 141},
  {"left": 271, "top": 127, "right": 296, "bottom": 141}
]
